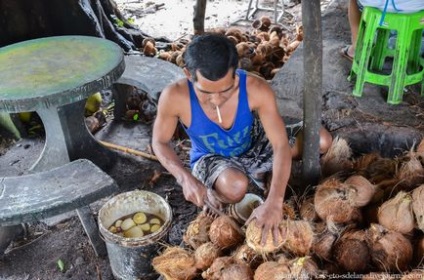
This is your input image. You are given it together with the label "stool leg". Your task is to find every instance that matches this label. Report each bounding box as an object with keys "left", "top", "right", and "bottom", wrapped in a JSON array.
[
  {"left": 387, "top": 26, "right": 410, "bottom": 104},
  {"left": 370, "top": 29, "right": 390, "bottom": 71},
  {"left": 353, "top": 15, "right": 379, "bottom": 97},
  {"left": 76, "top": 206, "right": 107, "bottom": 258},
  {"left": 409, "top": 29, "right": 423, "bottom": 73}
]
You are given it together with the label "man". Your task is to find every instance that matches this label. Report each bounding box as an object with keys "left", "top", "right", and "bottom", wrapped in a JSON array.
[{"left": 152, "top": 34, "right": 332, "bottom": 244}]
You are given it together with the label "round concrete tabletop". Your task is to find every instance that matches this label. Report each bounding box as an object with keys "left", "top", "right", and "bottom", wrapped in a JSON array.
[{"left": 0, "top": 35, "right": 125, "bottom": 113}]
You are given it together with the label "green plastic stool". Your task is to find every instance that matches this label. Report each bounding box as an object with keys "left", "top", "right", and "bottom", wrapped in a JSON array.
[{"left": 348, "top": 7, "right": 424, "bottom": 105}]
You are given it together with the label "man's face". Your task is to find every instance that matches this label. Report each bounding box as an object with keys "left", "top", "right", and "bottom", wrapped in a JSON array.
[{"left": 192, "top": 69, "right": 239, "bottom": 107}]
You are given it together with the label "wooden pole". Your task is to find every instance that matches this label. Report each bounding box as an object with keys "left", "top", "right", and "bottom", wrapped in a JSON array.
[{"left": 301, "top": 0, "right": 322, "bottom": 186}]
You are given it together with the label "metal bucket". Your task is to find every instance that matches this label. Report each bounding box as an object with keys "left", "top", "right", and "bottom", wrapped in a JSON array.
[{"left": 98, "top": 190, "right": 172, "bottom": 280}]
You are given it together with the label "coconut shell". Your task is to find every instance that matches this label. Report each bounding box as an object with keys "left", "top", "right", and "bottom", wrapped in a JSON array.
[
  {"left": 194, "top": 242, "right": 221, "bottom": 271},
  {"left": 367, "top": 223, "right": 413, "bottom": 272},
  {"left": 209, "top": 215, "right": 244, "bottom": 250},
  {"left": 245, "top": 220, "right": 284, "bottom": 254},
  {"left": 183, "top": 211, "right": 213, "bottom": 249},
  {"left": 378, "top": 191, "right": 415, "bottom": 235},
  {"left": 152, "top": 247, "right": 198, "bottom": 280},
  {"left": 254, "top": 261, "right": 290, "bottom": 280},
  {"left": 412, "top": 184, "right": 424, "bottom": 232},
  {"left": 345, "top": 175, "right": 376, "bottom": 207},
  {"left": 333, "top": 229, "right": 371, "bottom": 273},
  {"left": 280, "top": 219, "right": 314, "bottom": 256},
  {"left": 202, "top": 256, "right": 253, "bottom": 280}
]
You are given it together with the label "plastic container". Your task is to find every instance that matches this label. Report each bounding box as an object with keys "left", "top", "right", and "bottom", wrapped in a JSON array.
[
  {"left": 98, "top": 190, "right": 172, "bottom": 280},
  {"left": 228, "top": 193, "right": 264, "bottom": 224}
]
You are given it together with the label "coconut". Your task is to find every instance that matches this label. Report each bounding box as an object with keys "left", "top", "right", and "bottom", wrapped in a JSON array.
[
  {"left": 299, "top": 196, "right": 319, "bottom": 222},
  {"left": 367, "top": 223, "right": 413, "bottom": 272},
  {"left": 288, "top": 256, "right": 320, "bottom": 279},
  {"left": 194, "top": 242, "right": 221, "bottom": 271},
  {"left": 245, "top": 220, "right": 284, "bottom": 254},
  {"left": 312, "top": 226, "right": 337, "bottom": 262},
  {"left": 320, "top": 136, "right": 353, "bottom": 178},
  {"left": 254, "top": 261, "right": 290, "bottom": 280},
  {"left": 344, "top": 175, "right": 376, "bottom": 207},
  {"left": 183, "top": 211, "right": 214, "bottom": 249},
  {"left": 412, "top": 184, "right": 424, "bottom": 232},
  {"left": 396, "top": 152, "right": 424, "bottom": 190},
  {"left": 377, "top": 191, "right": 415, "bottom": 235},
  {"left": 152, "top": 247, "right": 198, "bottom": 280},
  {"left": 209, "top": 215, "right": 244, "bottom": 250},
  {"left": 333, "top": 229, "right": 371, "bottom": 273},
  {"left": 314, "top": 177, "right": 362, "bottom": 225},
  {"left": 202, "top": 256, "right": 253, "bottom": 280},
  {"left": 232, "top": 244, "right": 263, "bottom": 269},
  {"left": 401, "top": 269, "right": 424, "bottom": 279},
  {"left": 280, "top": 219, "right": 314, "bottom": 256}
]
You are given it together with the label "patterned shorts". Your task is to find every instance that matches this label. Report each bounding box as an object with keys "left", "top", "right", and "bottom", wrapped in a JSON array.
[{"left": 192, "top": 116, "right": 302, "bottom": 190}]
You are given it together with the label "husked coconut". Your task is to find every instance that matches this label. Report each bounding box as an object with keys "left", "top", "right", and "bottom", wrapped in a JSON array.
[
  {"left": 209, "top": 215, "right": 244, "bottom": 250},
  {"left": 288, "top": 256, "right": 320, "bottom": 279},
  {"left": 378, "top": 191, "right": 415, "bottom": 235},
  {"left": 202, "top": 256, "right": 253, "bottom": 280},
  {"left": 299, "top": 196, "right": 319, "bottom": 222},
  {"left": 367, "top": 223, "right": 413, "bottom": 272},
  {"left": 333, "top": 229, "right": 371, "bottom": 273},
  {"left": 280, "top": 219, "right": 314, "bottom": 256},
  {"left": 152, "top": 247, "right": 198, "bottom": 280},
  {"left": 412, "top": 184, "right": 424, "bottom": 232},
  {"left": 183, "top": 211, "right": 214, "bottom": 249},
  {"left": 232, "top": 244, "right": 263, "bottom": 269},
  {"left": 194, "top": 242, "right": 221, "bottom": 271},
  {"left": 396, "top": 152, "right": 424, "bottom": 190},
  {"left": 320, "top": 136, "right": 353, "bottom": 177},
  {"left": 254, "top": 261, "right": 290, "bottom": 280},
  {"left": 344, "top": 175, "right": 376, "bottom": 207},
  {"left": 312, "top": 225, "right": 337, "bottom": 262},
  {"left": 245, "top": 220, "right": 284, "bottom": 254}
]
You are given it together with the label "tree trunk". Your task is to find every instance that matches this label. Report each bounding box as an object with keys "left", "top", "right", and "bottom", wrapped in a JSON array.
[{"left": 0, "top": 0, "right": 168, "bottom": 51}]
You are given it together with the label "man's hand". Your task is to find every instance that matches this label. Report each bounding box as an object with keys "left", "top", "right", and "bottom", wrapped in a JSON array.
[
  {"left": 245, "top": 200, "right": 283, "bottom": 246},
  {"left": 181, "top": 175, "right": 208, "bottom": 207}
]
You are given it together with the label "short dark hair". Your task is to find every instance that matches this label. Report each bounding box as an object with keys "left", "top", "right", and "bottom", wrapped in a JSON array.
[{"left": 183, "top": 33, "right": 238, "bottom": 82}]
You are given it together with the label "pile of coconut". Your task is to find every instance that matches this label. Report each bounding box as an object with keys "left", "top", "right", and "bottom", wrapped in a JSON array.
[
  {"left": 142, "top": 16, "right": 303, "bottom": 80},
  {"left": 152, "top": 136, "right": 424, "bottom": 279}
]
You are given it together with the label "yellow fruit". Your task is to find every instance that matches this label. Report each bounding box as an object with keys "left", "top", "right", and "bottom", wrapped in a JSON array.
[
  {"left": 18, "top": 112, "right": 32, "bottom": 123},
  {"left": 85, "top": 92, "right": 102, "bottom": 114},
  {"left": 133, "top": 212, "right": 147, "bottom": 224},
  {"left": 114, "top": 219, "right": 123, "bottom": 228},
  {"left": 150, "top": 218, "right": 161, "bottom": 225},
  {"left": 109, "top": 226, "right": 118, "bottom": 233},
  {"left": 124, "top": 226, "right": 144, "bottom": 238},
  {"left": 139, "top": 223, "right": 151, "bottom": 232},
  {"left": 151, "top": 224, "right": 161, "bottom": 233},
  {"left": 121, "top": 218, "right": 136, "bottom": 231}
]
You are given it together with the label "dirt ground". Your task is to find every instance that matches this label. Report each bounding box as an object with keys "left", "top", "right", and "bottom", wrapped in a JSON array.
[{"left": 2, "top": 0, "right": 424, "bottom": 279}]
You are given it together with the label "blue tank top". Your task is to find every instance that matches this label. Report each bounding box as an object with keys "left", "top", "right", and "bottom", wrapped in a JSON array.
[{"left": 184, "top": 69, "right": 254, "bottom": 167}]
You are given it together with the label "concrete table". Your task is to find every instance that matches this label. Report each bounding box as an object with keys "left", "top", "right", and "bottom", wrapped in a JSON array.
[{"left": 0, "top": 35, "right": 125, "bottom": 172}]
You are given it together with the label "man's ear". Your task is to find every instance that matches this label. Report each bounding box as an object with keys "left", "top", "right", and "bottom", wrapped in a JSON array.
[{"left": 183, "top": 68, "right": 192, "bottom": 80}]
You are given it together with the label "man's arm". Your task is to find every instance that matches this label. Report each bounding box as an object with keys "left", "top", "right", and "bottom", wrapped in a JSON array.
[
  {"left": 152, "top": 84, "right": 208, "bottom": 207},
  {"left": 245, "top": 74, "right": 292, "bottom": 244}
]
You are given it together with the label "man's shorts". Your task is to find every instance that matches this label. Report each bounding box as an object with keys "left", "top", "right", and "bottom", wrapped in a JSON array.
[{"left": 191, "top": 116, "right": 302, "bottom": 190}]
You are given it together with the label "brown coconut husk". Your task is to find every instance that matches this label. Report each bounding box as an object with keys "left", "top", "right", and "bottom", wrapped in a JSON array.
[
  {"left": 312, "top": 225, "right": 337, "bottom": 262},
  {"left": 320, "top": 136, "right": 354, "bottom": 178},
  {"left": 245, "top": 220, "right": 284, "bottom": 254},
  {"left": 288, "top": 256, "right": 320, "bottom": 279},
  {"left": 232, "top": 244, "right": 263, "bottom": 269},
  {"left": 377, "top": 191, "right": 415, "bottom": 235},
  {"left": 280, "top": 219, "right": 315, "bottom": 256},
  {"left": 401, "top": 269, "right": 424, "bottom": 279},
  {"left": 202, "top": 256, "right": 253, "bottom": 280},
  {"left": 209, "top": 215, "right": 244, "bottom": 250},
  {"left": 152, "top": 246, "right": 198, "bottom": 280},
  {"left": 344, "top": 175, "right": 377, "bottom": 207},
  {"left": 367, "top": 223, "right": 413, "bottom": 272},
  {"left": 314, "top": 177, "right": 363, "bottom": 226},
  {"left": 396, "top": 152, "right": 424, "bottom": 190},
  {"left": 299, "top": 196, "right": 319, "bottom": 222},
  {"left": 254, "top": 261, "right": 290, "bottom": 280},
  {"left": 411, "top": 184, "right": 424, "bottom": 232},
  {"left": 183, "top": 211, "right": 214, "bottom": 249},
  {"left": 333, "top": 229, "right": 371, "bottom": 273},
  {"left": 194, "top": 241, "right": 221, "bottom": 271}
]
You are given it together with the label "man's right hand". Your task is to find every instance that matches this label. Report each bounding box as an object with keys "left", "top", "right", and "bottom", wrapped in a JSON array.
[{"left": 181, "top": 175, "right": 208, "bottom": 207}]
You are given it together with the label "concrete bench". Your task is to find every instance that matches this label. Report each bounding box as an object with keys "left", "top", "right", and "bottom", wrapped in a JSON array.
[{"left": 0, "top": 158, "right": 119, "bottom": 257}]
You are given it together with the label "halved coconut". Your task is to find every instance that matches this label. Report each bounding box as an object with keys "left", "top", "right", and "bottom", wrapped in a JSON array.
[{"left": 152, "top": 246, "right": 198, "bottom": 280}]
